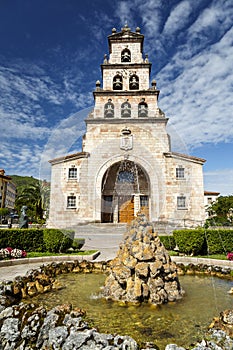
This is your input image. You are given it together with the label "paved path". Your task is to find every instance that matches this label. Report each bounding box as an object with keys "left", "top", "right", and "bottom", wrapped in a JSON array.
[{"left": 0, "top": 263, "right": 45, "bottom": 282}]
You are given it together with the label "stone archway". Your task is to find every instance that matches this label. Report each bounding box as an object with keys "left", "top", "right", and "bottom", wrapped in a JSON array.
[{"left": 101, "top": 160, "right": 150, "bottom": 223}]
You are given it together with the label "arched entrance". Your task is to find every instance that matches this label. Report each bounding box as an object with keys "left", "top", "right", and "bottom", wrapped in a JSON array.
[{"left": 101, "top": 160, "right": 150, "bottom": 223}]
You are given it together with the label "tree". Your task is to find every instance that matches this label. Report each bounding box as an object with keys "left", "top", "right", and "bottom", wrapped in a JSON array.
[
  {"left": 0, "top": 208, "right": 9, "bottom": 223},
  {"left": 15, "top": 181, "right": 50, "bottom": 222},
  {"left": 207, "top": 195, "right": 233, "bottom": 225}
]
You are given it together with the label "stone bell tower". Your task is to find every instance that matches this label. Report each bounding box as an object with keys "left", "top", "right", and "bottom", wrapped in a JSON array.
[
  {"left": 82, "top": 24, "right": 171, "bottom": 224},
  {"left": 48, "top": 25, "right": 205, "bottom": 229}
]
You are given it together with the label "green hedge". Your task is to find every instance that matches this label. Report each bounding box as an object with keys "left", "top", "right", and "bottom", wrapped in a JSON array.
[
  {"left": 173, "top": 229, "right": 206, "bottom": 255},
  {"left": 205, "top": 229, "right": 233, "bottom": 254},
  {"left": 43, "top": 229, "right": 74, "bottom": 253},
  {"left": 0, "top": 229, "right": 45, "bottom": 252},
  {"left": 0, "top": 228, "right": 76, "bottom": 253},
  {"left": 72, "top": 238, "right": 85, "bottom": 250},
  {"left": 159, "top": 235, "right": 176, "bottom": 250},
  {"left": 173, "top": 228, "right": 233, "bottom": 255}
]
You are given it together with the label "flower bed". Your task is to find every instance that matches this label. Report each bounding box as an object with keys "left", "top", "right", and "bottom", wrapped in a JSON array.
[
  {"left": 227, "top": 252, "right": 233, "bottom": 261},
  {"left": 0, "top": 247, "right": 27, "bottom": 260}
]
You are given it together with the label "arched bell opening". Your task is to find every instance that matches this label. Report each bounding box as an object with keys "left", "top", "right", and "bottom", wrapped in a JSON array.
[{"left": 101, "top": 160, "right": 150, "bottom": 223}]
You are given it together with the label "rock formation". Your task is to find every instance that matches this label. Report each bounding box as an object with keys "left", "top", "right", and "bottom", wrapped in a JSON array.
[{"left": 103, "top": 214, "right": 184, "bottom": 304}]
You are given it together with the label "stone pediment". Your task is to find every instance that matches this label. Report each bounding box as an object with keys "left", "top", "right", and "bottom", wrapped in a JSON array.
[
  {"left": 108, "top": 25, "right": 144, "bottom": 52},
  {"left": 108, "top": 31, "right": 144, "bottom": 40}
]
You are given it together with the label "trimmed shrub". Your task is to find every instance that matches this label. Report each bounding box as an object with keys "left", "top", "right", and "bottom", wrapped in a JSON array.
[
  {"left": 159, "top": 235, "right": 176, "bottom": 250},
  {"left": 43, "top": 229, "right": 74, "bottom": 253},
  {"left": 173, "top": 229, "right": 206, "bottom": 255},
  {"left": 72, "top": 238, "right": 85, "bottom": 250},
  {"left": 205, "top": 229, "right": 233, "bottom": 254},
  {"left": 0, "top": 228, "right": 45, "bottom": 252}
]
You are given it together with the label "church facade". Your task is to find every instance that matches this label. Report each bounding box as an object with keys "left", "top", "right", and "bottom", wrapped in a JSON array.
[{"left": 48, "top": 25, "right": 206, "bottom": 229}]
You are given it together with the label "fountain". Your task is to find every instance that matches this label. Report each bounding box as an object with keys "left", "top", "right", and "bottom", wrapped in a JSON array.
[
  {"left": 0, "top": 256, "right": 232, "bottom": 349},
  {"left": 103, "top": 213, "right": 184, "bottom": 304}
]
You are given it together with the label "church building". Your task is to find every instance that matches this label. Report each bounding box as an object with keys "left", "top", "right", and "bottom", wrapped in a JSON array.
[{"left": 48, "top": 25, "right": 206, "bottom": 230}]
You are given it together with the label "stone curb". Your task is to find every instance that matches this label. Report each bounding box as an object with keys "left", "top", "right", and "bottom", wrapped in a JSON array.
[
  {"left": 0, "top": 251, "right": 100, "bottom": 267},
  {"left": 171, "top": 256, "right": 233, "bottom": 269},
  {"left": 0, "top": 253, "right": 232, "bottom": 269}
]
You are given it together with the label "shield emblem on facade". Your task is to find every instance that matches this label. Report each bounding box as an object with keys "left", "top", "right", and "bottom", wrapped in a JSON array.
[{"left": 120, "top": 135, "right": 133, "bottom": 150}]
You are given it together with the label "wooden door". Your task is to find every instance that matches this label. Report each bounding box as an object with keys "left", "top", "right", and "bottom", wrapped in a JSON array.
[
  {"left": 101, "top": 195, "right": 113, "bottom": 223},
  {"left": 119, "top": 196, "right": 134, "bottom": 223}
]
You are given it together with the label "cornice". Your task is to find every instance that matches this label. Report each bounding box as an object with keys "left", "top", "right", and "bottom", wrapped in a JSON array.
[
  {"left": 93, "top": 89, "right": 160, "bottom": 97},
  {"left": 101, "top": 62, "right": 151, "bottom": 74},
  {"left": 49, "top": 152, "right": 89, "bottom": 165},
  {"left": 164, "top": 152, "right": 206, "bottom": 164},
  {"left": 85, "top": 118, "right": 168, "bottom": 125}
]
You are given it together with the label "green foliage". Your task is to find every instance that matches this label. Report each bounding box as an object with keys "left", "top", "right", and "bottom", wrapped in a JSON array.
[
  {"left": 0, "top": 228, "right": 77, "bottom": 253},
  {"left": 173, "top": 228, "right": 233, "bottom": 255},
  {"left": 43, "top": 229, "right": 75, "bottom": 253},
  {"left": 10, "top": 175, "right": 39, "bottom": 188},
  {"left": 208, "top": 195, "right": 233, "bottom": 222},
  {"left": 173, "top": 229, "right": 206, "bottom": 255},
  {"left": 72, "top": 238, "right": 85, "bottom": 250},
  {"left": 15, "top": 180, "right": 50, "bottom": 222},
  {"left": 206, "top": 216, "right": 232, "bottom": 226},
  {"left": 159, "top": 235, "right": 176, "bottom": 250},
  {"left": 0, "top": 228, "right": 45, "bottom": 252},
  {"left": 205, "top": 229, "right": 233, "bottom": 254},
  {"left": 0, "top": 208, "right": 9, "bottom": 223},
  {"left": 0, "top": 208, "right": 9, "bottom": 216}
]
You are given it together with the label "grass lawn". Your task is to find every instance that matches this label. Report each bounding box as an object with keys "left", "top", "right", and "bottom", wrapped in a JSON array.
[
  {"left": 196, "top": 254, "right": 227, "bottom": 260},
  {"left": 27, "top": 250, "right": 98, "bottom": 258},
  {"left": 169, "top": 252, "right": 228, "bottom": 260}
]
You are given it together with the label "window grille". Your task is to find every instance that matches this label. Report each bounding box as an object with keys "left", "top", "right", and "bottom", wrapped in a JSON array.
[
  {"left": 177, "top": 196, "right": 186, "bottom": 209},
  {"left": 68, "top": 168, "right": 77, "bottom": 179},
  {"left": 176, "top": 167, "right": 185, "bottom": 179},
  {"left": 67, "top": 196, "right": 76, "bottom": 208}
]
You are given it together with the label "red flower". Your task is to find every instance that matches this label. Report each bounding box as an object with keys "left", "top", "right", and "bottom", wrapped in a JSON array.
[{"left": 227, "top": 252, "right": 233, "bottom": 261}]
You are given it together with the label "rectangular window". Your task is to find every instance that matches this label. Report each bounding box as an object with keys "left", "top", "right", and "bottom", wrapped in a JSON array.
[
  {"left": 207, "top": 197, "right": 212, "bottom": 205},
  {"left": 176, "top": 167, "right": 185, "bottom": 179},
  {"left": 68, "top": 168, "right": 77, "bottom": 179},
  {"left": 177, "top": 196, "right": 186, "bottom": 209},
  {"left": 140, "top": 195, "right": 148, "bottom": 207},
  {"left": 67, "top": 196, "right": 76, "bottom": 208}
]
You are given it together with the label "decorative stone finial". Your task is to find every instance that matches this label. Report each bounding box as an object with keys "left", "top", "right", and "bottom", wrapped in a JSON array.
[
  {"left": 95, "top": 80, "right": 101, "bottom": 89},
  {"left": 112, "top": 28, "right": 117, "bottom": 34},
  {"left": 145, "top": 54, "right": 149, "bottom": 63},
  {"left": 122, "top": 23, "right": 130, "bottom": 32},
  {"left": 103, "top": 54, "right": 108, "bottom": 64},
  {"left": 136, "top": 27, "right": 141, "bottom": 33},
  {"left": 151, "top": 79, "right": 156, "bottom": 88}
]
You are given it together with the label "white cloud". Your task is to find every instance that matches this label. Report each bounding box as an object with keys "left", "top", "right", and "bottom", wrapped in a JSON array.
[
  {"left": 163, "top": 1, "right": 193, "bottom": 35},
  {"left": 158, "top": 25, "right": 233, "bottom": 148},
  {"left": 0, "top": 142, "right": 44, "bottom": 178},
  {"left": 117, "top": 1, "right": 134, "bottom": 26},
  {"left": 39, "top": 106, "right": 93, "bottom": 180}
]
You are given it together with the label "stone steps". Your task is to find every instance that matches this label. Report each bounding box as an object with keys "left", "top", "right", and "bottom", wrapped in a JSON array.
[{"left": 74, "top": 223, "right": 127, "bottom": 237}]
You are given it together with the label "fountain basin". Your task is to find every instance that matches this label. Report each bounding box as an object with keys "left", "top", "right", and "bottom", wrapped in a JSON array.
[
  {"left": 29, "top": 271, "right": 233, "bottom": 349},
  {"left": 0, "top": 260, "right": 232, "bottom": 349}
]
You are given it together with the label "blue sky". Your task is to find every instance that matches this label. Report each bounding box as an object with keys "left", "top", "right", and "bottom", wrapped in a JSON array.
[{"left": 0, "top": 0, "right": 232, "bottom": 195}]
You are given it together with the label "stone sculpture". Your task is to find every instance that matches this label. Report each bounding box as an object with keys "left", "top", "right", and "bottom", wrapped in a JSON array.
[
  {"left": 19, "top": 205, "right": 29, "bottom": 229},
  {"left": 103, "top": 213, "right": 184, "bottom": 304}
]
